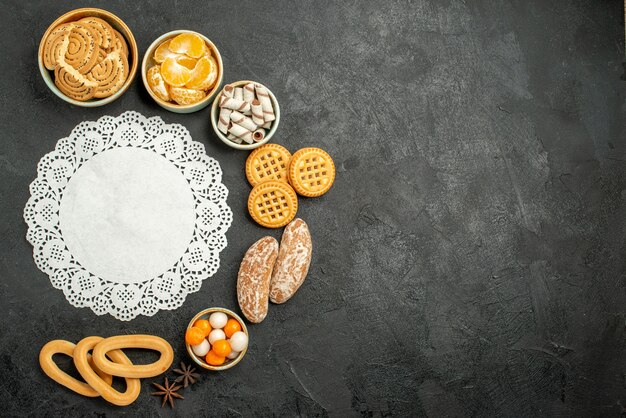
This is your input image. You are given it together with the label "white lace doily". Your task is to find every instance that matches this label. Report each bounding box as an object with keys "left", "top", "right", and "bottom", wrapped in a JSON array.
[{"left": 23, "top": 111, "right": 233, "bottom": 320}]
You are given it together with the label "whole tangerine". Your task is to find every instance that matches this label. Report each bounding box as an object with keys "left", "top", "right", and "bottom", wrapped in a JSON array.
[
  {"left": 185, "top": 326, "right": 205, "bottom": 345},
  {"left": 212, "top": 339, "right": 232, "bottom": 357},
  {"left": 205, "top": 350, "right": 225, "bottom": 366}
]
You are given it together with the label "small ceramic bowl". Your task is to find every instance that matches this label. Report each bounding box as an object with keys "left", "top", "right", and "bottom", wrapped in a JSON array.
[
  {"left": 142, "top": 30, "right": 223, "bottom": 113},
  {"left": 38, "top": 8, "right": 138, "bottom": 107},
  {"left": 185, "top": 307, "right": 249, "bottom": 371},
  {"left": 210, "top": 80, "right": 280, "bottom": 150}
]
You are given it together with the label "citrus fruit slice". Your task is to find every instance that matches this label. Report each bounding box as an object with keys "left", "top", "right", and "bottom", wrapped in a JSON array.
[
  {"left": 176, "top": 55, "right": 198, "bottom": 70},
  {"left": 153, "top": 39, "right": 181, "bottom": 63},
  {"left": 185, "top": 55, "right": 218, "bottom": 90},
  {"left": 168, "top": 33, "right": 206, "bottom": 58},
  {"left": 160, "top": 57, "right": 192, "bottom": 87},
  {"left": 146, "top": 65, "right": 171, "bottom": 102},
  {"left": 170, "top": 87, "right": 206, "bottom": 105}
]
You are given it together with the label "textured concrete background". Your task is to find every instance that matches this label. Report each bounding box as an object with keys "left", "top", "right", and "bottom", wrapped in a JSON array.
[{"left": 1, "top": 0, "right": 625, "bottom": 416}]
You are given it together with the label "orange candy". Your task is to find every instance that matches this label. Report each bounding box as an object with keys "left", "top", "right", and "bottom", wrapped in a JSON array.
[
  {"left": 185, "top": 327, "right": 205, "bottom": 345},
  {"left": 205, "top": 350, "right": 225, "bottom": 366},
  {"left": 193, "top": 319, "right": 211, "bottom": 337},
  {"left": 223, "top": 319, "right": 242, "bottom": 338},
  {"left": 212, "top": 340, "right": 231, "bottom": 357}
]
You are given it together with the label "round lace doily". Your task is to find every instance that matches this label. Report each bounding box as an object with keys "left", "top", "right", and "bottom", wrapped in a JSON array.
[{"left": 23, "top": 111, "right": 233, "bottom": 320}]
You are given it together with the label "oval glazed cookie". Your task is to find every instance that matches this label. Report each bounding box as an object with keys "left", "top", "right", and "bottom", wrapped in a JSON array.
[
  {"left": 269, "top": 218, "right": 312, "bottom": 304},
  {"left": 237, "top": 236, "right": 279, "bottom": 323}
]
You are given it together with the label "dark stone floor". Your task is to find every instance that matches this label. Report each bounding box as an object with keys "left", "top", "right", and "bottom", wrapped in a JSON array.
[{"left": 1, "top": 0, "right": 625, "bottom": 416}]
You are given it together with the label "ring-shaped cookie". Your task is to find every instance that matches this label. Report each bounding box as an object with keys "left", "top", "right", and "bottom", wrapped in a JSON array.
[
  {"left": 39, "top": 339, "right": 113, "bottom": 397},
  {"left": 74, "top": 336, "right": 141, "bottom": 406},
  {"left": 92, "top": 335, "right": 174, "bottom": 378}
]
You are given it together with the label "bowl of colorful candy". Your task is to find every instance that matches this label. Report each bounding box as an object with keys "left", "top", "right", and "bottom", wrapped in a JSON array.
[{"left": 185, "top": 307, "right": 249, "bottom": 371}]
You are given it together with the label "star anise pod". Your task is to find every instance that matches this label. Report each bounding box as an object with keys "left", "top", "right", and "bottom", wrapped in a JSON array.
[
  {"left": 151, "top": 377, "right": 184, "bottom": 408},
  {"left": 173, "top": 361, "right": 201, "bottom": 388}
]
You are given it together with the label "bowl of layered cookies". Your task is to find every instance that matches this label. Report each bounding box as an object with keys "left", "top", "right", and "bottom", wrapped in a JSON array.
[
  {"left": 38, "top": 8, "right": 138, "bottom": 107},
  {"left": 142, "top": 30, "right": 223, "bottom": 113}
]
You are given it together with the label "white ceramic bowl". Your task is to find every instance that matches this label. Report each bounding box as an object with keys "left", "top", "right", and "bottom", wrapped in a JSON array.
[
  {"left": 185, "top": 307, "right": 249, "bottom": 371},
  {"left": 38, "top": 8, "right": 138, "bottom": 107},
  {"left": 142, "top": 30, "right": 223, "bottom": 113},
  {"left": 210, "top": 80, "right": 280, "bottom": 150}
]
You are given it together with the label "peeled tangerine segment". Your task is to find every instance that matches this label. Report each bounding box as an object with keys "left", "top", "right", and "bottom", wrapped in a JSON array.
[
  {"left": 170, "top": 87, "right": 206, "bottom": 105},
  {"left": 186, "top": 56, "right": 218, "bottom": 90},
  {"left": 160, "top": 57, "right": 192, "bottom": 87},
  {"left": 168, "top": 33, "right": 206, "bottom": 58},
  {"left": 147, "top": 65, "right": 170, "bottom": 102},
  {"left": 153, "top": 40, "right": 181, "bottom": 63},
  {"left": 176, "top": 56, "right": 198, "bottom": 70}
]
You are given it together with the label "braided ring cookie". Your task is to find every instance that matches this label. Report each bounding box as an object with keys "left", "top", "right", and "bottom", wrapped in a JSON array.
[
  {"left": 74, "top": 336, "right": 141, "bottom": 406},
  {"left": 92, "top": 335, "right": 174, "bottom": 378},
  {"left": 288, "top": 147, "right": 335, "bottom": 197},
  {"left": 248, "top": 180, "right": 298, "bottom": 228},
  {"left": 39, "top": 340, "right": 113, "bottom": 397},
  {"left": 246, "top": 144, "right": 292, "bottom": 186}
]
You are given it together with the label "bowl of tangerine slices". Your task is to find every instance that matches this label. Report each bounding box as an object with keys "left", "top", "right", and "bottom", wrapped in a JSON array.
[{"left": 142, "top": 30, "right": 223, "bottom": 113}]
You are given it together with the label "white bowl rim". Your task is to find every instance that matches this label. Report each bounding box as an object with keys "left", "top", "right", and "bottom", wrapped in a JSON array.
[
  {"left": 141, "top": 29, "right": 224, "bottom": 111},
  {"left": 210, "top": 80, "right": 280, "bottom": 150}
]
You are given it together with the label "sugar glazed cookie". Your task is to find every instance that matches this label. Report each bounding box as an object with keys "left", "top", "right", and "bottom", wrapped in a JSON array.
[
  {"left": 269, "top": 218, "right": 312, "bottom": 304},
  {"left": 237, "top": 236, "right": 279, "bottom": 323}
]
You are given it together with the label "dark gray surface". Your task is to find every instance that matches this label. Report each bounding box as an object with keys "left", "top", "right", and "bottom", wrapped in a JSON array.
[{"left": 1, "top": 0, "right": 625, "bottom": 416}]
